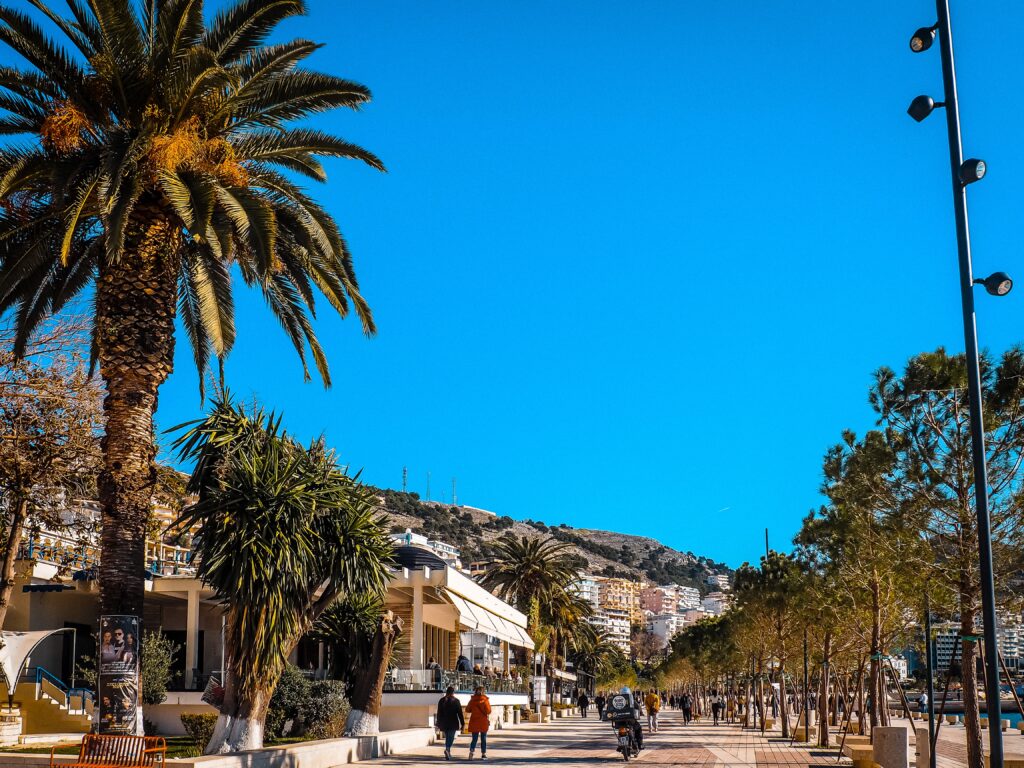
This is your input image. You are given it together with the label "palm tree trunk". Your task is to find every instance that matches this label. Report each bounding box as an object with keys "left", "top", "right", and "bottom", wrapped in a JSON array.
[
  {"left": 96, "top": 207, "right": 180, "bottom": 621},
  {"left": 0, "top": 497, "right": 28, "bottom": 631},
  {"left": 345, "top": 611, "right": 403, "bottom": 736}
]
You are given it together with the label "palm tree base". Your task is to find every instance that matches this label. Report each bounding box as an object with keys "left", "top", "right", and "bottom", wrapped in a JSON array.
[{"left": 343, "top": 710, "right": 379, "bottom": 737}]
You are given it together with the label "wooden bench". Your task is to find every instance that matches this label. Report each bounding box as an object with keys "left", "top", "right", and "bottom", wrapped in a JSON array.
[{"left": 51, "top": 735, "right": 167, "bottom": 768}]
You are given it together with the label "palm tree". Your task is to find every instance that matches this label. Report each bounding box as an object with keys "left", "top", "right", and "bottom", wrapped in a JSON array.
[
  {"left": 172, "top": 395, "right": 393, "bottom": 752},
  {"left": 479, "top": 535, "right": 579, "bottom": 615},
  {"left": 569, "top": 625, "right": 620, "bottom": 681},
  {"left": 0, "top": 0, "right": 383, "bottom": 624}
]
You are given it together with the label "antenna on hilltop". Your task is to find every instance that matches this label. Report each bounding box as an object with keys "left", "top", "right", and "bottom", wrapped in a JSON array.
[
  {"left": 402, "top": 466, "right": 408, "bottom": 493},
  {"left": 452, "top": 477, "right": 457, "bottom": 507},
  {"left": 426, "top": 471, "right": 431, "bottom": 501}
]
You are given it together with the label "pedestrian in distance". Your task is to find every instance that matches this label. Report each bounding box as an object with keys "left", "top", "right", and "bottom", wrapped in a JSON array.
[
  {"left": 644, "top": 689, "right": 661, "bottom": 733},
  {"left": 682, "top": 692, "right": 693, "bottom": 724},
  {"left": 466, "top": 685, "right": 492, "bottom": 760},
  {"left": 435, "top": 686, "right": 465, "bottom": 761},
  {"left": 577, "top": 691, "right": 590, "bottom": 718},
  {"left": 595, "top": 692, "right": 607, "bottom": 721},
  {"left": 456, "top": 654, "right": 471, "bottom": 672}
]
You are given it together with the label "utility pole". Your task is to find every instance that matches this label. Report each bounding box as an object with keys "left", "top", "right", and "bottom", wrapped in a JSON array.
[
  {"left": 452, "top": 477, "right": 457, "bottom": 507},
  {"left": 402, "top": 466, "right": 407, "bottom": 493},
  {"left": 426, "top": 471, "right": 431, "bottom": 501}
]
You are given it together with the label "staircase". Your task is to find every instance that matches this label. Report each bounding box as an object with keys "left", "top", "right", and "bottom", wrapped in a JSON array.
[{"left": 0, "top": 668, "right": 92, "bottom": 736}]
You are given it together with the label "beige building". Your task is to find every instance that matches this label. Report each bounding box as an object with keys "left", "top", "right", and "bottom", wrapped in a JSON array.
[{"left": 597, "top": 577, "right": 645, "bottom": 625}]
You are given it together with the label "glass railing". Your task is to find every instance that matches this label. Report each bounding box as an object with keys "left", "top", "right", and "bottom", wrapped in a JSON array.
[{"left": 383, "top": 669, "right": 529, "bottom": 694}]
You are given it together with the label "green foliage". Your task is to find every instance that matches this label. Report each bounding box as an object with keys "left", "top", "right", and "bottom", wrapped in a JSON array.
[
  {"left": 265, "top": 665, "right": 349, "bottom": 740},
  {"left": 142, "top": 630, "right": 181, "bottom": 706},
  {"left": 172, "top": 394, "right": 394, "bottom": 716},
  {"left": 180, "top": 713, "right": 219, "bottom": 752},
  {"left": 0, "top": 0, "right": 382, "bottom": 382},
  {"left": 310, "top": 591, "right": 383, "bottom": 699}
]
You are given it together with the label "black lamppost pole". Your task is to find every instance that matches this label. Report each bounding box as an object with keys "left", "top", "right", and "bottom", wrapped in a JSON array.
[{"left": 908, "top": 3, "right": 1013, "bottom": 767}]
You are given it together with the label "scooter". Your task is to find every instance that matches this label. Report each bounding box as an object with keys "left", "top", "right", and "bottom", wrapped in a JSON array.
[{"left": 613, "top": 720, "right": 640, "bottom": 762}]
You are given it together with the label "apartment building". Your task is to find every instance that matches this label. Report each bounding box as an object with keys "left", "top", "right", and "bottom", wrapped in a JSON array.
[{"left": 597, "top": 577, "right": 646, "bottom": 624}]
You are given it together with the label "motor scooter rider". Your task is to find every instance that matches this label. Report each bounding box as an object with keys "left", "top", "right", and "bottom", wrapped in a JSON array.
[{"left": 610, "top": 686, "right": 644, "bottom": 750}]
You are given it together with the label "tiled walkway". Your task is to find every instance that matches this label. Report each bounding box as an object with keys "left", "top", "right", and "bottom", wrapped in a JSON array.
[{"left": 369, "top": 709, "right": 851, "bottom": 766}]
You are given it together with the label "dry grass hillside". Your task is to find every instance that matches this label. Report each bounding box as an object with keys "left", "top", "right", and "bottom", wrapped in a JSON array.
[{"left": 375, "top": 488, "right": 732, "bottom": 594}]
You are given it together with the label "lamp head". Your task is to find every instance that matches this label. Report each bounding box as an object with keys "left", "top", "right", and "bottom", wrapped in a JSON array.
[
  {"left": 908, "top": 95, "right": 937, "bottom": 122},
  {"left": 975, "top": 272, "right": 1013, "bottom": 297},
  {"left": 910, "top": 26, "right": 936, "bottom": 53},
  {"left": 960, "top": 158, "right": 987, "bottom": 185}
]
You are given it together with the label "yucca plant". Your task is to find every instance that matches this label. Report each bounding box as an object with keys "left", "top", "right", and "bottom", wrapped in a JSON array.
[
  {"left": 0, "top": 0, "right": 382, "bottom": 626},
  {"left": 173, "top": 395, "right": 393, "bottom": 752}
]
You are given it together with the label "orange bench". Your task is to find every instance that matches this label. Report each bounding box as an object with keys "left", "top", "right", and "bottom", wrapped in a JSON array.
[{"left": 50, "top": 735, "right": 167, "bottom": 768}]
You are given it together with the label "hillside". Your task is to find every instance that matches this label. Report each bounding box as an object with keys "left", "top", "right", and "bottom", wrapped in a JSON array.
[{"left": 375, "top": 488, "right": 732, "bottom": 594}]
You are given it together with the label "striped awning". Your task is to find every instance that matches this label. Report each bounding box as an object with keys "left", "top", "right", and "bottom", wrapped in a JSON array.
[{"left": 445, "top": 590, "right": 534, "bottom": 649}]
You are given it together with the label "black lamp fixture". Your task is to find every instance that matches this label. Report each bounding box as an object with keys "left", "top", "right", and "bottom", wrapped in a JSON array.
[
  {"left": 910, "top": 25, "right": 937, "bottom": 52},
  {"left": 907, "top": 95, "right": 943, "bottom": 122},
  {"left": 974, "top": 271, "right": 1013, "bottom": 297},
  {"left": 959, "top": 158, "right": 986, "bottom": 185}
]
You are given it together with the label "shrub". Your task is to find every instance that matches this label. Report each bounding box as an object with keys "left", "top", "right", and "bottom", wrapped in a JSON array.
[
  {"left": 181, "top": 713, "right": 218, "bottom": 752},
  {"left": 142, "top": 631, "right": 181, "bottom": 705},
  {"left": 304, "top": 680, "right": 350, "bottom": 740},
  {"left": 266, "top": 664, "right": 311, "bottom": 739}
]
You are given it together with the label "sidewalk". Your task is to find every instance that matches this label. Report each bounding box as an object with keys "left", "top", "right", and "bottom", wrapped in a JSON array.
[{"left": 367, "top": 709, "right": 851, "bottom": 766}]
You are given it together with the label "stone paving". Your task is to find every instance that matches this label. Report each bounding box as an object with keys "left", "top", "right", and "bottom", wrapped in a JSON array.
[{"left": 369, "top": 709, "right": 852, "bottom": 767}]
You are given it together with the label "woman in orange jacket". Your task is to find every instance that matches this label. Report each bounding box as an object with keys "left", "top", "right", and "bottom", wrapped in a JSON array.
[{"left": 465, "top": 686, "right": 492, "bottom": 759}]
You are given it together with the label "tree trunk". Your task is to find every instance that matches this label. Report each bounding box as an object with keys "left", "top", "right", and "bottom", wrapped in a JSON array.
[
  {"left": 869, "top": 575, "right": 881, "bottom": 730},
  {"left": 777, "top": 657, "right": 790, "bottom": 737},
  {"left": 96, "top": 207, "right": 180, "bottom": 622},
  {"left": 818, "top": 632, "right": 831, "bottom": 747},
  {"left": 205, "top": 668, "right": 271, "bottom": 754},
  {"left": 0, "top": 497, "right": 28, "bottom": 631},
  {"left": 960, "top": 583, "right": 983, "bottom": 768},
  {"left": 345, "top": 611, "right": 403, "bottom": 736}
]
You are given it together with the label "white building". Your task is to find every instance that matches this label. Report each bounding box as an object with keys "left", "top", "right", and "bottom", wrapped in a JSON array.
[
  {"left": 590, "top": 608, "right": 630, "bottom": 654},
  {"left": 706, "top": 573, "right": 731, "bottom": 591},
  {"left": 702, "top": 591, "right": 731, "bottom": 616},
  {"left": 647, "top": 613, "right": 689, "bottom": 647},
  {"left": 890, "top": 655, "right": 909, "bottom": 681},
  {"left": 678, "top": 585, "right": 702, "bottom": 610},
  {"left": 571, "top": 575, "right": 601, "bottom": 610},
  {"left": 390, "top": 528, "right": 462, "bottom": 564}
]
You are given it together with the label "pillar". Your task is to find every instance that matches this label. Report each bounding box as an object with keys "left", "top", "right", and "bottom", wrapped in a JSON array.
[
  {"left": 184, "top": 588, "right": 200, "bottom": 690},
  {"left": 872, "top": 726, "right": 909, "bottom": 768},
  {"left": 411, "top": 584, "right": 424, "bottom": 669},
  {"left": 915, "top": 727, "right": 930, "bottom": 768}
]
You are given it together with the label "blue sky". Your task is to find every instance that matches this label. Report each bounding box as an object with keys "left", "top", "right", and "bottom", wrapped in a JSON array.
[{"left": 146, "top": 0, "right": 1024, "bottom": 567}]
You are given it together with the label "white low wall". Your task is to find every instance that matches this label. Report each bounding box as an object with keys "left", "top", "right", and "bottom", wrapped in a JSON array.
[
  {"left": 378, "top": 692, "right": 527, "bottom": 732},
  {"left": 0, "top": 729, "right": 436, "bottom": 768},
  {"left": 147, "top": 693, "right": 218, "bottom": 736}
]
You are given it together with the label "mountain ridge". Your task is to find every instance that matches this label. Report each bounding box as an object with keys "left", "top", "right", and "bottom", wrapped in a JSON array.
[{"left": 375, "top": 488, "right": 733, "bottom": 595}]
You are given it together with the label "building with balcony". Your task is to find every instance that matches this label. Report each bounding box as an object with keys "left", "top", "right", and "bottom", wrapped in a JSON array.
[
  {"left": 647, "top": 613, "right": 690, "bottom": 647},
  {"left": 597, "top": 577, "right": 645, "bottom": 625}
]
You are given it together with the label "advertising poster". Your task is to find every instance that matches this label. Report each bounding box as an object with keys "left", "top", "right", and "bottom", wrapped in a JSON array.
[{"left": 98, "top": 615, "right": 140, "bottom": 734}]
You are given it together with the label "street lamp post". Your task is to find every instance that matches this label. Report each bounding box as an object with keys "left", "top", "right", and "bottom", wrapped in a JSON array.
[{"left": 908, "top": 2, "right": 1012, "bottom": 766}]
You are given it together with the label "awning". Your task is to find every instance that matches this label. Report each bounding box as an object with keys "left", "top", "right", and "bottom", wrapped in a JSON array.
[
  {"left": 444, "top": 590, "right": 534, "bottom": 649},
  {"left": 0, "top": 629, "right": 74, "bottom": 692}
]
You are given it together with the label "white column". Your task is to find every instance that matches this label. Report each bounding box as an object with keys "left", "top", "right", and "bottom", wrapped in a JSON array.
[
  {"left": 411, "top": 585, "right": 424, "bottom": 669},
  {"left": 184, "top": 588, "right": 200, "bottom": 690}
]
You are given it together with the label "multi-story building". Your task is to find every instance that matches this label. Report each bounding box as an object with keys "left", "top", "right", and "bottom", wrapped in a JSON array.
[
  {"left": 647, "top": 613, "right": 690, "bottom": 647},
  {"left": 597, "top": 577, "right": 646, "bottom": 625},
  {"left": 572, "top": 575, "right": 601, "bottom": 610},
  {"left": 590, "top": 607, "right": 631, "bottom": 654},
  {"left": 706, "top": 572, "right": 731, "bottom": 591},
  {"left": 890, "top": 655, "right": 910, "bottom": 681},
  {"left": 933, "top": 617, "right": 1024, "bottom": 672},
  {"left": 678, "top": 585, "right": 702, "bottom": 610},
  {"left": 639, "top": 585, "right": 675, "bottom": 614},
  {"left": 702, "top": 591, "right": 731, "bottom": 616}
]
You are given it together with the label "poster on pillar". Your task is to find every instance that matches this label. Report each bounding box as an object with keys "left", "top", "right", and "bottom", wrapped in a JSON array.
[{"left": 98, "top": 615, "right": 141, "bottom": 734}]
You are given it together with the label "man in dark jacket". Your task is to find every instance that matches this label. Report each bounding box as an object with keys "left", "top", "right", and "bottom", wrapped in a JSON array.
[{"left": 435, "top": 686, "right": 465, "bottom": 761}]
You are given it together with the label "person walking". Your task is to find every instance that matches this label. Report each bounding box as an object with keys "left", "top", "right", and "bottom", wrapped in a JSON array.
[
  {"left": 577, "top": 691, "right": 590, "bottom": 718},
  {"left": 644, "top": 689, "right": 661, "bottom": 733},
  {"left": 681, "top": 692, "right": 693, "bottom": 724},
  {"left": 466, "top": 686, "right": 492, "bottom": 760},
  {"left": 711, "top": 691, "right": 723, "bottom": 725},
  {"left": 435, "top": 686, "right": 465, "bottom": 761},
  {"left": 595, "top": 692, "right": 607, "bottom": 721}
]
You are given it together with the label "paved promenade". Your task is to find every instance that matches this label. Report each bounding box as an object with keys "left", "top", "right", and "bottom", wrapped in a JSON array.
[{"left": 370, "top": 710, "right": 849, "bottom": 767}]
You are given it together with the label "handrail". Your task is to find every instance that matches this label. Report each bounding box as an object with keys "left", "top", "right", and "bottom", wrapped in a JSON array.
[{"left": 34, "top": 666, "right": 93, "bottom": 711}]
